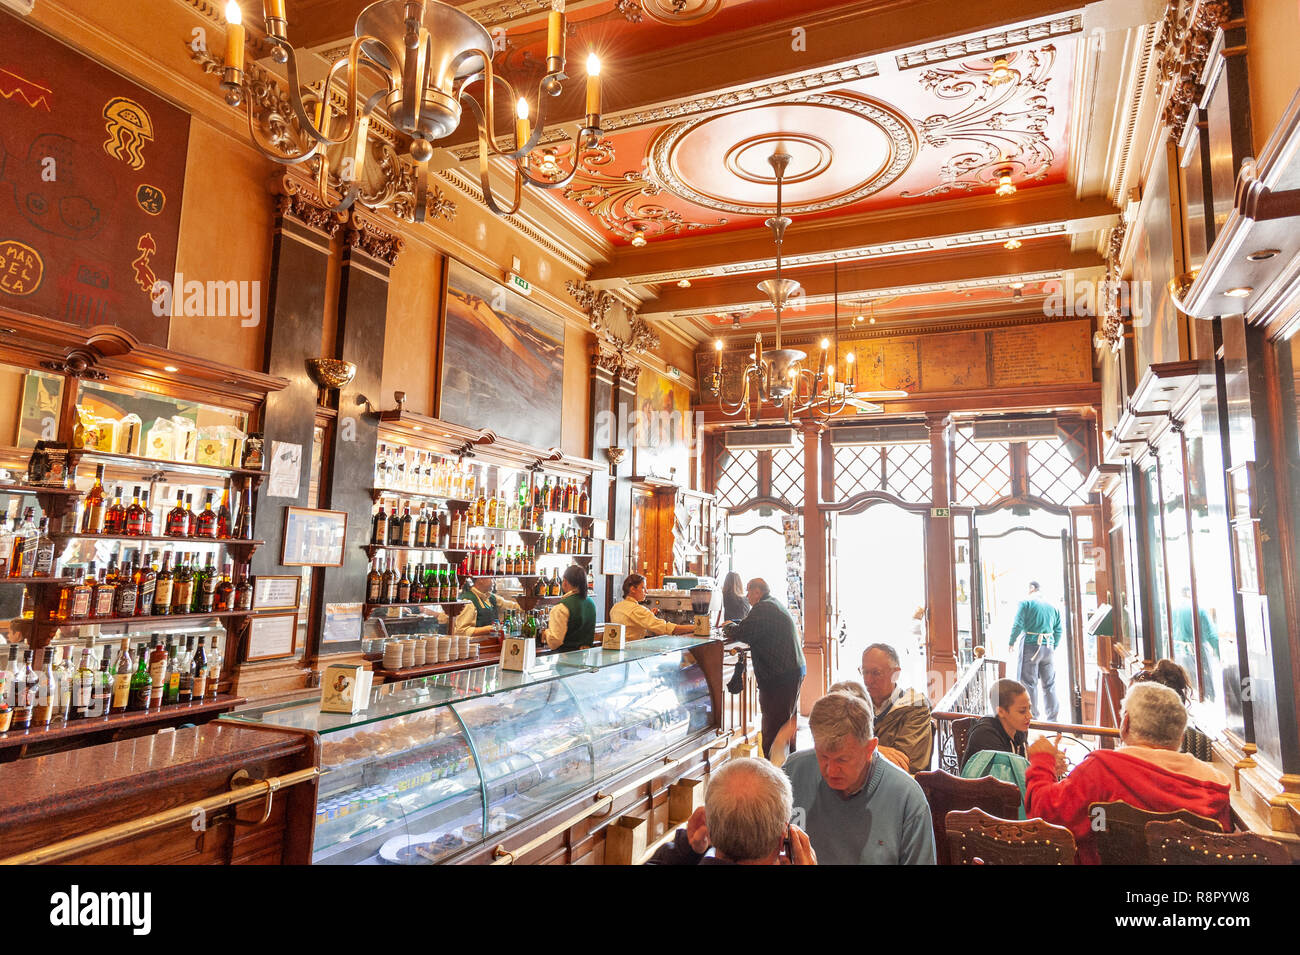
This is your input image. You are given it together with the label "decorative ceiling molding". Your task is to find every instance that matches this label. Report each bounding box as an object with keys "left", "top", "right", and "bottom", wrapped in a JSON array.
[
  {"left": 1099, "top": 220, "right": 1128, "bottom": 352},
  {"left": 901, "top": 45, "right": 1057, "bottom": 199},
  {"left": 895, "top": 15, "right": 1082, "bottom": 70},
  {"left": 567, "top": 279, "right": 662, "bottom": 377},
  {"left": 1155, "top": 0, "right": 1230, "bottom": 142},
  {"left": 641, "top": 0, "right": 725, "bottom": 25},
  {"left": 562, "top": 140, "right": 722, "bottom": 243},
  {"left": 448, "top": 61, "right": 880, "bottom": 161},
  {"left": 1109, "top": 22, "right": 1159, "bottom": 205},
  {"left": 644, "top": 92, "right": 917, "bottom": 216}
]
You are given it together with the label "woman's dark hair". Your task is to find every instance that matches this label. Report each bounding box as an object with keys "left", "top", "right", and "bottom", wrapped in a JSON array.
[
  {"left": 1132, "top": 658, "right": 1190, "bottom": 703},
  {"left": 721, "top": 572, "right": 744, "bottom": 600},
  {"left": 991, "top": 678, "right": 1028, "bottom": 711},
  {"left": 622, "top": 573, "right": 646, "bottom": 599},
  {"left": 563, "top": 564, "right": 588, "bottom": 599}
]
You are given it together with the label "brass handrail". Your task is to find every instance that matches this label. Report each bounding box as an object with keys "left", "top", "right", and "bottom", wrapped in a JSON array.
[
  {"left": 0, "top": 767, "right": 320, "bottom": 866},
  {"left": 491, "top": 730, "right": 733, "bottom": 865},
  {"left": 931, "top": 711, "right": 1121, "bottom": 739}
]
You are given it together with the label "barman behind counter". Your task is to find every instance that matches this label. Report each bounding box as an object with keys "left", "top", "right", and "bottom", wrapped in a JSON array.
[
  {"left": 542, "top": 565, "right": 598, "bottom": 651},
  {"left": 454, "top": 578, "right": 522, "bottom": 636},
  {"left": 609, "top": 574, "right": 695, "bottom": 641}
]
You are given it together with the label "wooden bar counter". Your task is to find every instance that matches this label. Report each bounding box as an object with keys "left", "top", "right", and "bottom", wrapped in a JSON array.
[{"left": 0, "top": 722, "right": 320, "bottom": 865}]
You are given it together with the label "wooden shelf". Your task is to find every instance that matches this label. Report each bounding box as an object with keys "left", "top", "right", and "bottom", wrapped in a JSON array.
[
  {"left": 52, "top": 532, "right": 263, "bottom": 547},
  {"left": 362, "top": 542, "right": 467, "bottom": 556},
  {"left": 363, "top": 601, "right": 466, "bottom": 614},
  {"left": 0, "top": 577, "right": 75, "bottom": 586},
  {"left": 541, "top": 510, "right": 593, "bottom": 520},
  {"left": 369, "top": 487, "right": 471, "bottom": 507},
  {"left": 71, "top": 449, "right": 268, "bottom": 483},
  {"left": 460, "top": 525, "right": 542, "bottom": 538},
  {"left": 10, "top": 607, "right": 277, "bottom": 630},
  {"left": 0, "top": 484, "right": 82, "bottom": 498},
  {"left": 536, "top": 552, "right": 592, "bottom": 560}
]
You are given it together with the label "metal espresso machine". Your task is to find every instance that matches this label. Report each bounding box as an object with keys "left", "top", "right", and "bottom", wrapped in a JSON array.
[
  {"left": 690, "top": 584, "right": 714, "bottom": 636},
  {"left": 643, "top": 578, "right": 716, "bottom": 634}
]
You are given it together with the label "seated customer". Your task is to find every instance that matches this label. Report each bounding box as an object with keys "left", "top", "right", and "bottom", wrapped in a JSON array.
[
  {"left": 645, "top": 758, "right": 816, "bottom": 865},
  {"left": 783, "top": 691, "right": 935, "bottom": 864},
  {"left": 1132, "top": 658, "right": 1206, "bottom": 757},
  {"left": 961, "top": 678, "right": 1031, "bottom": 770},
  {"left": 1024, "top": 682, "right": 1231, "bottom": 864},
  {"left": 861, "top": 643, "right": 933, "bottom": 772}
]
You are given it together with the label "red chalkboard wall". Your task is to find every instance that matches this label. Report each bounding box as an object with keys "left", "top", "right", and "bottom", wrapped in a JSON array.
[{"left": 0, "top": 12, "right": 189, "bottom": 346}]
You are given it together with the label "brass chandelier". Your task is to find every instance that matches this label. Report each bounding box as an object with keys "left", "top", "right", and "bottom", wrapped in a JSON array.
[{"left": 217, "top": 0, "right": 602, "bottom": 221}]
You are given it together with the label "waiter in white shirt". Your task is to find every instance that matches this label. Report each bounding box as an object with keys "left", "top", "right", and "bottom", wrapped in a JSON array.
[
  {"left": 453, "top": 576, "right": 523, "bottom": 636},
  {"left": 609, "top": 574, "right": 695, "bottom": 641}
]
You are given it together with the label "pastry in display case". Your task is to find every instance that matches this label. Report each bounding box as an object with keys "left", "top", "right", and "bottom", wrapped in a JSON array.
[{"left": 226, "top": 635, "right": 717, "bottom": 864}]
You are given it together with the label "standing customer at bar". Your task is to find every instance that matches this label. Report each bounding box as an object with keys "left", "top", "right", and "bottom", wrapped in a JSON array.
[
  {"left": 1008, "top": 580, "right": 1062, "bottom": 722},
  {"left": 715, "top": 571, "right": 750, "bottom": 627},
  {"left": 609, "top": 573, "right": 694, "bottom": 641},
  {"left": 543, "top": 565, "right": 597, "bottom": 652},
  {"left": 725, "top": 578, "right": 805, "bottom": 760}
]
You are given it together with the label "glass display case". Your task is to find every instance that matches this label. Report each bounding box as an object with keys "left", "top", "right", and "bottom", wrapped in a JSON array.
[{"left": 226, "top": 635, "right": 717, "bottom": 864}]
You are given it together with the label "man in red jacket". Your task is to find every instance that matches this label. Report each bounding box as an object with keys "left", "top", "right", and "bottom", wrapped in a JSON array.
[{"left": 1024, "top": 682, "right": 1231, "bottom": 864}]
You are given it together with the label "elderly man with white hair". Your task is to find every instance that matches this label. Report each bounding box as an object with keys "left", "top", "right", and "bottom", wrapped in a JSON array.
[{"left": 1024, "top": 681, "right": 1232, "bottom": 864}]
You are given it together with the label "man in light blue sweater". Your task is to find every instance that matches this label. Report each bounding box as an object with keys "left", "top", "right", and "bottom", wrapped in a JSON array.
[{"left": 783, "top": 690, "right": 936, "bottom": 865}]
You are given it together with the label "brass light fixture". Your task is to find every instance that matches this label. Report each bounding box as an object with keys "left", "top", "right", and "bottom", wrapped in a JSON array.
[
  {"left": 217, "top": 0, "right": 603, "bottom": 221},
  {"left": 994, "top": 166, "right": 1017, "bottom": 197},
  {"left": 1004, "top": 237, "right": 1022, "bottom": 250},
  {"left": 988, "top": 57, "right": 1015, "bottom": 86},
  {"left": 306, "top": 358, "right": 358, "bottom": 389}
]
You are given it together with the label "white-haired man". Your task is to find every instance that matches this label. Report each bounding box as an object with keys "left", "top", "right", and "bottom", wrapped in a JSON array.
[
  {"left": 645, "top": 757, "right": 816, "bottom": 865},
  {"left": 1025, "top": 681, "right": 1231, "bottom": 864},
  {"left": 861, "top": 642, "right": 932, "bottom": 773},
  {"left": 783, "top": 691, "right": 936, "bottom": 864}
]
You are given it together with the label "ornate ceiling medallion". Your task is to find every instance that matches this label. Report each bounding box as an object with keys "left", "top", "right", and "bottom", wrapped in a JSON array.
[
  {"left": 641, "top": 0, "right": 725, "bottom": 25},
  {"left": 646, "top": 93, "right": 916, "bottom": 216},
  {"left": 901, "top": 45, "right": 1057, "bottom": 199}
]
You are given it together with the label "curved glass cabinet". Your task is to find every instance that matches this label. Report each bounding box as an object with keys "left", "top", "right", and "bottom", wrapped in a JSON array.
[{"left": 226, "top": 635, "right": 716, "bottom": 864}]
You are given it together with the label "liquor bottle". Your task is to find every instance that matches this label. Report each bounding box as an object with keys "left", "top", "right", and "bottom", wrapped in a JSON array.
[
  {"left": 13, "top": 650, "right": 36, "bottom": 730},
  {"left": 413, "top": 508, "right": 427, "bottom": 549},
  {"left": 9, "top": 507, "right": 38, "bottom": 577},
  {"left": 152, "top": 551, "right": 174, "bottom": 615},
  {"left": 31, "top": 648, "right": 57, "bottom": 726},
  {"left": 474, "top": 483, "right": 488, "bottom": 528},
  {"left": 82, "top": 464, "right": 108, "bottom": 533},
  {"left": 30, "top": 517, "right": 55, "bottom": 577},
  {"left": 60, "top": 567, "right": 93, "bottom": 621},
  {"left": 194, "top": 553, "right": 216, "bottom": 613},
  {"left": 196, "top": 492, "right": 218, "bottom": 539},
  {"left": 184, "top": 493, "right": 196, "bottom": 537},
  {"left": 140, "top": 490, "right": 154, "bottom": 536},
  {"left": 578, "top": 483, "right": 589, "bottom": 515},
  {"left": 191, "top": 636, "right": 208, "bottom": 701},
  {"left": 235, "top": 485, "right": 255, "bottom": 540},
  {"left": 110, "top": 639, "right": 133, "bottom": 713},
  {"left": 0, "top": 517, "right": 13, "bottom": 578},
  {"left": 545, "top": 524, "right": 555, "bottom": 555},
  {"left": 54, "top": 646, "right": 73, "bottom": 721},
  {"left": 396, "top": 563, "right": 411, "bottom": 603},
  {"left": 165, "top": 490, "right": 187, "bottom": 537},
  {"left": 163, "top": 640, "right": 181, "bottom": 705},
  {"left": 400, "top": 504, "right": 414, "bottom": 547},
  {"left": 379, "top": 558, "right": 395, "bottom": 605},
  {"left": 410, "top": 564, "right": 426, "bottom": 603},
  {"left": 206, "top": 637, "right": 222, "bottom": 699},
  {"left": 172, "top": 553, "right": 194, "bottom": 614},
  {"left": 234, "top": 573, "right": 253, "bottom": 611},
  {"left": 375, "top": 443, "right": 388, "bottom": 488},
  {"left": 114, "top": 558, "right": 139, "bottom": 617},
  {"left": 486, "top": 490, "right": 499, "bottom": 529},
  {"left": 214, "top": 562, "right": 235, "bottom": 612},
  {"left": 92, "top": 561, "right": 117, "bottom": 621},
  {"left": 539, "top": 476, "right": 552, "bottom": 514},
  {"left": 104, "top": 486, "right": 127, "bottom": 535},
  {"left": 136, "top": 552, "right": 158, "bottom": 616},
  {"left": 216, "top": 482, "right": 233, "bottom": 539},
  {"left": 178, "top": 636, "right": 195, "bottom": 704},
  {"left": 366, "top": 557, "right": 382, "bottom": 603},
  {"left": 128, "top": 643, "right": 152, "bottom": 712},
  {"left": 93, "top": 653, "right": 113, "bottom": 718},
  {"left": 147, "top": 636, "right": 167, "bottom": 709},
  {"left": 447, "top": 567, "right": 459, "bottom": 600},
  {"left": 71, "top": 645, "right": 96, "bottom": 721},
  {"left": 124, "top": 488, "right": 146, "bottom": 536},
  {"left": 373, "top": 502, "right": 389, "bottom": 546}
]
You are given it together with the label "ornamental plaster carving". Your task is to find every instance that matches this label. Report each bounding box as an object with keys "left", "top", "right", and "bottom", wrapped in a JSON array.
[
  {"left": 1155, "top": 0, "right": 1230, "bottom": 141},
  {"left": 568, "top": 280, "right": 661, "bottom": 378},
  {"left": 1099, "top": 220, "right": 1128, "bottom": 352},
  {"left": 346, "top": 211, "right": 405, "bottom": 265},
  {"left": 901, "top": 45, "right": 1057, "bottom": 199},
  {"left": 895, "top": 16, "right": 1082, "bottom": 69},
  {"left": 274, "top": 176, "right": 347, "bottom": 237}
]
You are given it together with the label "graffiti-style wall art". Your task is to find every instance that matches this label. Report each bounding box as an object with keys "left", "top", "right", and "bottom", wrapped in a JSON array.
[{"left": 0, "top": 16, "right": 189, "bottom": 345}]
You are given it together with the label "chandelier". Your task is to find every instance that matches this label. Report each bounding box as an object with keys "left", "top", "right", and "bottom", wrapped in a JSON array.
[
  {"left": 706, "top": 149, "right": 866, "bottom": 423},
  {"left": 217, "top": 0, "right": 602, "bottom": 221}
]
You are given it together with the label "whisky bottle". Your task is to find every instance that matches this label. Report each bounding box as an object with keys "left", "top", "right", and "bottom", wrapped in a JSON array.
[
  {"left": 474, "top": 484, "right": 488, "bottom": 527},
  {"left": 373, "top": 502, "right": 389, "bottom": 545},
  {"left": 214, "top": 562, "right": 235, "bottom": 611},
  {"left": 233, "top": 573, "right": 253, "bottom": 611},
  {"left": 128, "top": 643, "right": 152, "bottom": 712},
  {"left": 234, "top": 485, "right": 255, "bottom": 540},
  {"left": 206, "top": 637, "right": 223, "bottom": 699},
  {"left": 152, "top": 551, "right": 174, "bottom": 615},
  {"left": 109, "top": 638, "right": 132, "bottom": 713},
  {"left": 163, "top": 640, "right": 180, "bottom": 705},
  {"left": 184, "top": 493, "right": 196, "bottom": 537},
  {"left": 137, "top": 552, "right": 159, "bottom": 616},
  {"left": 32, "top": 648, "right": 56, "bottom": 726},
  {"left": 216, "top": 481, "right": 232, "bottom": 539},
  {"left": 190, "top": 636, "right": 208, "bottom": 701},
  {"left": 32, "top": 517, "right": 55, "bottom": 577},
  {"left": 13, "top": 650, "right": 36, "bottom": 730},
  {"left": 197, "top": 492, "right": 218, "bottom": 539},
  {"left": 165, "top": 490, "right": 188, "bottom": 537},
  {"left": 578, "top": 484, "right": 590, "bottom": 515},
  {"left": 413, "top": 508, "right": 427, "bottom": 548},
  {"left": 71, "top": 645, "right": 96, "bottom": 721},
  {"left": 140, "top": 490, "right": 154, "bottom": 536},
  {"left": 197, "top": 555, "right": 219, "bottom": 613},
  {"left": 147, "top": 636, "right": 167, "bottom": 709},
  {"left": 61, "top": 567, "right": 93, "bottom": 621},
  {"left": 92, "top": 560, "right": 117, "bottom": 619},
  {"left": 172, "top": 553, "right": 194, "bottom": 613},
  {"left": 396, "top": 563, "right": 412, "bottom": 603},
  {"left": 104, "top": 486, "right": 126, "bottom": 535},
  {"left": 400, "top": 504, "right": 414, "bottom": 547},
  {"left": 93, "top": 653, "right": 113, "bottom": 718},
  {"left": 366, "top": 557, "right": 382, "bottom": 604},
  {"left": 124, "top": 487, "right": 146, "bottom": 536},
  {"left": 178, "top": 635, "right": 195, "bottom": 703},
  {"left": 81, "top": 464, "right": 107, "bottom": 534},
  {"left": 10, "top": 507, "right": 38, "bottom": 577},
  {"left": 379, "top": 558, "right": 394, "bottom": 604},
  {"left": 114, "top": 559, "right": 139, "bottom": 617}
]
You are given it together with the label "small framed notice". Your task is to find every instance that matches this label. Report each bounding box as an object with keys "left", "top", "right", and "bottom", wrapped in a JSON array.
[
  {"left": 247, "top": 613, "right": 298, "bottom": 661},
  {"left": 601, "top": 539, "right": 626, "bottom": 577},
  {"left": 253, "top": 575, "right": 301, "bottom": 611},
  {"left": 323, "top": 602, "right": 365, "bottom": 644},
  {"left": 282, "top": 506, "right": 348, "bottom": 566}
]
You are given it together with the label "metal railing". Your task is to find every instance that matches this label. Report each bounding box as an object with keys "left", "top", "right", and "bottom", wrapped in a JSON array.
[
  {"left": 932, "top": 653, "right": 1001, "bottom": 773},
  {"left": 723, "top": 646, "right": 760, "bottom": 744}
]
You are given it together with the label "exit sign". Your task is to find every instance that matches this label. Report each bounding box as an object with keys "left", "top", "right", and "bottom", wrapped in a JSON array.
[
  {"left": 931, "top": 507, "right": 950, "bottom": 518},
  {"left": 506, "top": 273, "right": 532, "bottom": 296}
]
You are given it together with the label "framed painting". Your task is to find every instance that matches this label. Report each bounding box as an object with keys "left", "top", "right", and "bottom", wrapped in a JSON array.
[
  {"left": 439, "top": 260, "right": 564, "bottom": 449},
  {"left": 633, "top": 367, "right": 691, "bottom": 482}
]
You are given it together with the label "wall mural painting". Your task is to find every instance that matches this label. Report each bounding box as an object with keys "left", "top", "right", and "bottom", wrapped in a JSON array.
[
  {"left": 0, "top": 18, "right": 189, "bottom": 344},
  {"left": 440, "top": 260, "right": 564, "bottom": 449},
  {"left": 634, "top": 367, "right": 691, "bottom": 483}
]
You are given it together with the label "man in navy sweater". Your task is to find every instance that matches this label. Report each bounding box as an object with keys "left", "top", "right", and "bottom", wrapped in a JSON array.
[{"left": 783, "top": 690, "right": 936, "bottom": 864}]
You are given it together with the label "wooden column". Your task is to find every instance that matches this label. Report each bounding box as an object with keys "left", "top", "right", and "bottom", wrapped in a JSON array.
[
  {"left": 315, "top": 211, "right": 401, "bottom": 658},
  {"left": 610, "top": 367, "right": 638, "bottom": 601},
  {"left": 800, "top": 420, "right": 826, "bottom": 711},
  {"left": 589, "top": 355, "right": 618, "bottom": 615},
  {"left": 926, "top": 413, "right": 959, "bottom": 696}
]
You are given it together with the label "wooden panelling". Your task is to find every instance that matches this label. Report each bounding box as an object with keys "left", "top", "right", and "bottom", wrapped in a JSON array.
[{"left": 381, "top": 241, "right": 442, "bottom": 416}]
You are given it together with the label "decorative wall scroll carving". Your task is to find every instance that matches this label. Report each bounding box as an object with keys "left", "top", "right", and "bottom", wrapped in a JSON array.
[
  {"left": 275, "top": 176, "right": 347, "bottom": 237},
  {"left": 615, "top": 0, "right": 645, "bottom": 23},
  {"left": 1099, "top": 220, "right": 1128, "bottom": 352},
  {"left": 563, "top": 140, "right": 720, "bottom": 242},
  {"left": 1155, "top": 0, "right": 1230, "bottom": 141},
  {"left": 346, "top": 211, "right": 405, "bottom": 265},
  {"left": 40, "top": 349, "right": 110, "bottom": 381},
  {"left": 568, "top": 280, "right": 661, "bottom": 379},
  {"left": 902, "top": 45, "right": 1057, "bottom": 199}
]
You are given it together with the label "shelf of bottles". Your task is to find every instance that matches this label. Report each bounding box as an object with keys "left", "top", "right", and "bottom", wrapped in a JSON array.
[{"left": 368, "top": 441, "right": 595, "bottom": 609}]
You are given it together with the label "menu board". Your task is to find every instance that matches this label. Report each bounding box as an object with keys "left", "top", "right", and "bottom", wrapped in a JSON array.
[{"left": 991, "top": 321, "right": 1092, "bottom": 387}]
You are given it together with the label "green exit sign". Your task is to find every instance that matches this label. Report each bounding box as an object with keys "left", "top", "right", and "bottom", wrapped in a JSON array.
[
  {"left": 507, "top": 273, "right": 532, "bottom": 296},
  {"left": 931, "top": 507, "right": 950, "bottom": 518}
]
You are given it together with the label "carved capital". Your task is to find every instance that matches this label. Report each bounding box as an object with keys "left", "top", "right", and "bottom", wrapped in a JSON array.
[
  {"left": 1099, "top": 220, "right": 1129, "bottom": 353},
  {"left": 1156, "top": 0, "right": 1231, "bottom": 141},
  {"left": 346, "top": 210, "right": 405, "bottom": 266},
  {"left": 569, "top": 281, "right": 663, "bottom": 380},
  {"left": 274, "top": 175, "right": 346, "bottom": 237}
]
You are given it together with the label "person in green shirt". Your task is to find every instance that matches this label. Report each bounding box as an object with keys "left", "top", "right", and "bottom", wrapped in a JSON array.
[{"left": 1008, "top": 580, "right": 1062, "bottom": 722}]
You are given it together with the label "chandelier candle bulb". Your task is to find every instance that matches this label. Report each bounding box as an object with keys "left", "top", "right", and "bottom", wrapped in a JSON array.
[
  {"left": 547, "top": 2, "right": 565, "bottom": 65},
  {"left": 586, "top": 54, "right": 602, "bottom": 121},
  {"left": 225, "top": 2, "right": 244, "bottom": 73},
  {"left": 516, "top": 98, "right": 530, "bottom": 151},
  {"left": 263, "top": 0, "right": 285, "bottom": 20}
]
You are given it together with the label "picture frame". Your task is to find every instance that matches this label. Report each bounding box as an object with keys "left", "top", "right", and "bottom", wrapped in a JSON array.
[
  {"left": 281, "top": 506, "right": 348, "bottom": 567},
  {"left": 1226, "top": 462, "right": 1258, "bottom": 521},
  {"left": 246, "top": 613, "right": 298, "bottom": 661},
  {"left": 253, "top": 574, "right": 302, "bottom": 611},
  {"left": 1231, "top": 519, "right": 1264, "bottom": 595},
  {"left": 601, "top": 539, "right": 626, "bottom": 577}
]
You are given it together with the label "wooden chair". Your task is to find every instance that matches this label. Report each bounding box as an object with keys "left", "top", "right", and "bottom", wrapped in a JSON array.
[
  {"left": 1089, "top": 801, "right": 1222, "bottom": 865},
  {"left": 1145, "top": 819, "right": 1292, "bottom": 865},
  {"left": 916, "top": 771, "right": 1022, "bottom": 865},
  {"left": 946, "top": 808, "right": 1076, "bottom": 865},
  {"left": 952, "top": 717, "right": 977, "bottom": 768}
]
